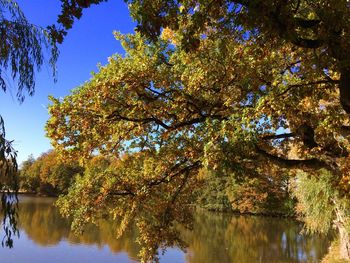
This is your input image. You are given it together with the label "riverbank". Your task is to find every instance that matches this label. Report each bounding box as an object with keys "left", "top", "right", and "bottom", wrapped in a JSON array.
[
  {"left": 322, "top": 240, "right": 349, "bottom": 263},
  {"left": 17, "top": 189, "right": 58, "bottom": 197},
  {"left": 201, "top": 205, "right": 297, "bottom": 219}
]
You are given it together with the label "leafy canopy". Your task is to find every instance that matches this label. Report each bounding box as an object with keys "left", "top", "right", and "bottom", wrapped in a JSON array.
[{"left": 47, "top": 1, "right": 350, "bottom": 261}]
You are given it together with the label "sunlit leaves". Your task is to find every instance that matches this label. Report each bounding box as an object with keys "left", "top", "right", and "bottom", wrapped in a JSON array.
[
  {"left": 46, "top": 3, "right": 350, "bottom": 259},
  {"left": 57, "top": 151, "right": 200, "bottom": 262},
  {"left": 19, "top": 150, "right": 83, "bottom": 196}
]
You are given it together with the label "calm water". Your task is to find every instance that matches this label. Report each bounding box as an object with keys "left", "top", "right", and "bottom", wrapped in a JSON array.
[{"left": 0, "top": 196, "right": 331, "bottom": 263}]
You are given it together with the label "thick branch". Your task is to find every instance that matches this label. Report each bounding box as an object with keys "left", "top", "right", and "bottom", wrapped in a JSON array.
[
  {"left": 261, "top": 133, "right": 294, "bottom": 140},
  {"left": 108, "top": 112, "right": 170, "bottom": 129},
  {"left": 277, "top": 79, "right": 338, "bottom": 97},
  {"left": 291, "top": 37, "right": 323, "bottom": 49},
  {"left": 108, "top": 111, "right": 227, "bottom": 131},
  {"left": 255, "top": 145, "right": 333, "bottom": 170},
  {"left": 340, "top": 67, "right": 350, "bottom": 114},
  {"left": 294, "top": 18, "right": 321, "bottom": 28},
  {"left": 107, "top": 190, "right": 135, "bottom": 197},
  {"left": 341, "top": 126, "right": 350, "bottom": 137}
]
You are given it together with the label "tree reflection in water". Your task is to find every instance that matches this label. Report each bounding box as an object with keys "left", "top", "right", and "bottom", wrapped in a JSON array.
[
  {"left": 182, "top": 210, "right": 331, "bottom": 263},
  {"left": 16, "top": 196, "right": 331, "bottom": 263}
]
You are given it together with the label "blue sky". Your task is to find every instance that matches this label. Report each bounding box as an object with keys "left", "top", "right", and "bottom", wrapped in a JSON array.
[{"left": 0, "top": 0, "right": 135, "bottom": 164}]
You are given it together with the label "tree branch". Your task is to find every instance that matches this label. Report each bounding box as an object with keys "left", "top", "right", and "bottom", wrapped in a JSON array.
[
  {"left": 148, "top": 160, "right": 201, "bottom": 187},
  {"left": 277, "top": 79, "right": 338, "bottom": 97},
  {"left": 108, "top": 111, "right": 227, "bottom": 131},
  {"left": 291, "top": 37, "right": 323, "bottom": 49},
  {"left": 261, "top": 133, "right": 294, "bottom": 140},
  {"left": 255, "top": 145, "right": 333, "bottom": 170},
  {"left": 294, "top": 18, "right": 321, "bottom": 28}
]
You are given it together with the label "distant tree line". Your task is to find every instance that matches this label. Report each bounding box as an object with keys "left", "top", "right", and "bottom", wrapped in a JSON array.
[{"left": 19, "top": 151, "right": 82, "bottom": 196}]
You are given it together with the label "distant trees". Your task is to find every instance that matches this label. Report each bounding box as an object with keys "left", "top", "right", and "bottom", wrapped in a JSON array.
[
  {"left": 197, "top": 168, "right": 295, "bottom": 216},
  {"left": 19, "top": 151, "right": 83, "bottom": 196}
]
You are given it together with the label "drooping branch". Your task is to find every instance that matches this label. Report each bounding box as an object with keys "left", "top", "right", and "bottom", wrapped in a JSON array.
[
  {"left": 104, "top": 159, "right": 201, "bottom": 200},
  {"left": 260, "top": 124, "right": 317, "bottom": 149},
  {"left": 255, "top": 145, "right": 334, "bottom": 171},
  {"left": 148, "top": 159, "right": 201, "bottom": 188}
]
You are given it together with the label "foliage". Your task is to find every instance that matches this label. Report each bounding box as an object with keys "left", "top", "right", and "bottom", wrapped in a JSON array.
[
  {"left": 197, "top": 167, "right": 295, "bottom": 215},
  {"left": 196, "top": 168, "right": 232, "bottom": 212},
  {"left": 0, "top": 0, "right": 61, "bottom": 246},
  {"left": 294, "top": 169, "right": 350, "bottom": 234},
  {"left": 19, "top": 151, "right": 83, "bottom": 196},
  {"left": 57, "top": 151, "right": 199, "bottom": 262},
  {"left": 19, "top": 154, "right": 38, "bottom": 192},
  {"left": 227, "top": 172, "right": 295, "bottom": 216},
  {"left": 46, "top": 1, "right": 350, "bottom": 261},
  {"left": 124, "top": 0, "right": 350, "bottom": 113}
]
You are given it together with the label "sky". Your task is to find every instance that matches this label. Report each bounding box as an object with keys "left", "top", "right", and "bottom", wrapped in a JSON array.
[{"left": 0, "top": 0, "right": 136, "bottom": 164}]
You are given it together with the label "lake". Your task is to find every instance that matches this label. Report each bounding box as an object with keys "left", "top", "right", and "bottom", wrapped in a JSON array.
[{"left": 0, "top": 195, "right": 331, "bottom": 263}]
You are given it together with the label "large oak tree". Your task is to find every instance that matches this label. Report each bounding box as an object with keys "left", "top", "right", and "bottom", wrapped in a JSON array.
[
  {"left": 21, "top": 0, "right": 350, "bottom": 261},
  {"left": 47, "top": 32, "right": 350, "bottom": 263}
]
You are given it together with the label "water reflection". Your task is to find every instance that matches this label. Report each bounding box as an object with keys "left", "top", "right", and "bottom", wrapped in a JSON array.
[
  {"left": 18, "top": 196, "right": 141, "bottom": 260},
  {"left": 3, "top": 196, "right": 331, "bottom": 262},
  {"left": 182, "top": 211, "right": 330, "bottom": 263}
]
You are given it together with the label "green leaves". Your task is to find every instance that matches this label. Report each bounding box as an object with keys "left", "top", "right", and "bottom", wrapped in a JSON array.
[{"left": 294, "top": 169, "right": 343, "bottom": 234}]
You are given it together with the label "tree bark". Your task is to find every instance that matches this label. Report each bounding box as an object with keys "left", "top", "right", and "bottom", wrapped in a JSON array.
[
  {"left": 339, "top": 67, "right": 350, "bottom": 114},
  {"left": 334, "top": 204, "right": 350, "bottom": 260},
  {"left": 338, "top": 224, "right": 350, "bottom": 260}
]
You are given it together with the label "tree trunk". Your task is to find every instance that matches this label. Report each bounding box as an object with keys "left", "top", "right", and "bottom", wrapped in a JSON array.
[
  {"left": 338, "top": 223, "right": 350, "bottom": 260},
  {"left": 334, "top": 205, "right": 350, "bottom": 260}
]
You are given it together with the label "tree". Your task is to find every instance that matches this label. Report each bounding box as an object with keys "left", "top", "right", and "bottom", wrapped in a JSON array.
[
  {"left": 44, "top": 29, "right": 342, "bottom": 261},
  {"left": 19, "top": 151, "right": 83, "bottom": 196},
  {"left": 293, "top": 169, "right": 350, "bottom": 260},
  {"left": 0, "top": 0, "right": 60, "bottom": 247},
  {"left": 46, "top": 1, "right": 350, "bottom": 261},
  {"left": 53, "top": 1, "right": 350, "bottom": 114},
  {"left": 19, "top": 154, "right": 39, "bottom": 192}
]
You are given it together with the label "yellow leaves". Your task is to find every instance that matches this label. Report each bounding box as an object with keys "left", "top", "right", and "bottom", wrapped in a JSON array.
[
  {"left": 161, "top": 27, "right": 178, "bottom": 46},
  {"left": 339, "top": 174, "right": 350, "bottom": 193},
  {"left": 299, "top": 96, "right": 314, "bottom": 110}
]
